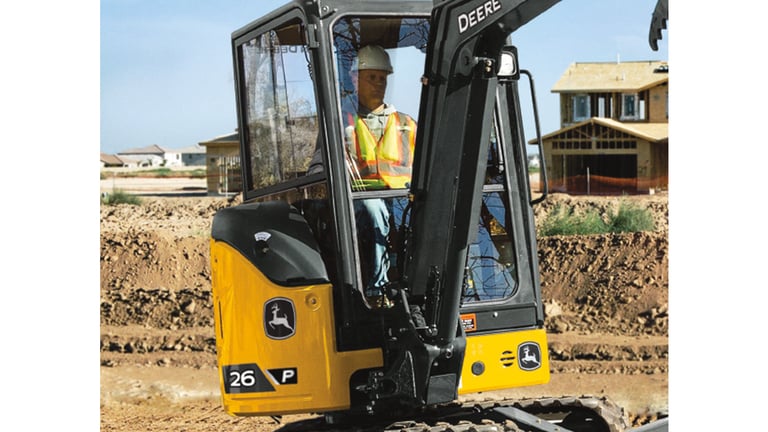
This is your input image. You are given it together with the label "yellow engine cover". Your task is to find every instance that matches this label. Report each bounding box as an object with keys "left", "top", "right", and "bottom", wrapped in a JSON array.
[{"left": 210, "top": 240, "right": 382, "bottom": 417}]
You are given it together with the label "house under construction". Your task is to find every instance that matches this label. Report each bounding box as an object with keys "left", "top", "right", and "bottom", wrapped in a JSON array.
[{"left": 534, "top": 60, "right": 669, "bottom": 195}]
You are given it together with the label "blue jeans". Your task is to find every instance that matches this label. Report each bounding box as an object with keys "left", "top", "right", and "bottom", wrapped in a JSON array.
[{"left": 354, "top": 198, "right": 391, "bottom": 296}]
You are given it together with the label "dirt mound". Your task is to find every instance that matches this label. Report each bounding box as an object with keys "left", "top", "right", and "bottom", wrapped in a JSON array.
[
  {"left": 100, "top": 193, "right": 668, "bottom": 338},
  {"left": 101, "top": 233, "right": 209, "bottom": 291},
  {"left": 540, "top": 231, "right": 668, "bottom": 336}
]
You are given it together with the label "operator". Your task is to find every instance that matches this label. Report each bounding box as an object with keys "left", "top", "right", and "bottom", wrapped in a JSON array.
[
  {"left": 343, "top": 45, "right": 417, "bottom": 191},
  {"left": 310, "top": 44, "right": 417, "bottom": 307},
  {"left": 346, "top": 45, "right": 417, "bottom": 308}
]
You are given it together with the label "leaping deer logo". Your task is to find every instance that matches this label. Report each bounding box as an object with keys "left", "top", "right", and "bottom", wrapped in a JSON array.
[
  {"left": 518, "top": 342, "right": 542, "bottom": 371},
  {"left": 269, "top": 303, "right": 294, "bottom": 332},
  {"left": 264, "top": 298, "right": 296, "bottom": 340},
  {"left": 521, "top": 346, "right": 540, "bottom": 366}
]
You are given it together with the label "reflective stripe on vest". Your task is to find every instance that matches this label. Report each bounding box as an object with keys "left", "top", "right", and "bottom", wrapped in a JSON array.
[{"left": 348, "top": 112, "right": 416, "bottom": 189}]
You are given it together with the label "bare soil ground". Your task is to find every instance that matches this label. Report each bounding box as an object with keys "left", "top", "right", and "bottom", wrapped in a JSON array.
[{"left": 99, "top": 189, "right": 669, "bottom": 431}]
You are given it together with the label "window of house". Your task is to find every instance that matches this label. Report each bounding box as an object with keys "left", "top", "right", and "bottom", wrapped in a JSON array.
[
  {"left": 598, "top": 96, "right": 606, "bottom": 118},
  {"left": 572, "top": 94, "right": 590, "bottom": 122},
  {"left": 621, "top": 93, "right": 645, "bottom": 120}
]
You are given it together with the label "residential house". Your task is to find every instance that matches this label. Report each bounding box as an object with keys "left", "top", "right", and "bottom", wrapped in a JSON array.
[
  {"left": 112, "top": 143, "right": 206, "bottom": 168},
  {"left": 117, "top": 144, "right": 167, "bottom": 168},
  {"left": 534, "top": 61, "right": 668, "bottom": 195},
  {"left": 199, "top": 131, "right": 241, "bottom": 196},
  {"left": 176, "top": 144, "right": 207, "bottom": 166}
]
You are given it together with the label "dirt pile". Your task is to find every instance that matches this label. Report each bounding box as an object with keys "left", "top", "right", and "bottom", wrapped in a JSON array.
[{"left": 100, "top": 193, "right": 668, "bottom": 338}]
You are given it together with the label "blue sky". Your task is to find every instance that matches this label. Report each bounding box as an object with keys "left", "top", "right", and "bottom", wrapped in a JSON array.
[{"left": 99, "top": 0, "right": 669, "bottom": 155}]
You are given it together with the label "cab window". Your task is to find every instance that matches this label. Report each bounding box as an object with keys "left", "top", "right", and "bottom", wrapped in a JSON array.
[
  {"left": 238, "top": 17, "right": 319, "bottom": 192},
  {"left": 463, "top": 118, "right": 520, "bottom": 303},
  {"left": 331, "top": 16, "right": 429, "bottom": 192}
]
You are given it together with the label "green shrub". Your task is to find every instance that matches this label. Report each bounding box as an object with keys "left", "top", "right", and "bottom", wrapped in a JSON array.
[
  {"left": 105, "top": 168, "right": 205, "bottom": 178},
  {"left": 151, "top": 168, "right": 173, "bottom": 177},
  {"left": 539, "top": 200, "right": 655, "bottom": 237},
  {"left": 538, "top": 204, "right": 609, "bottom": 236},
  {"left": 607, "top": 201, "right": 656, "bottom": 233},
  {"left": 101, "top": 190, "right": 142, "bottom": 206},
  {"left": 189, "top": 168, "right": 207, "bottom": 178}
]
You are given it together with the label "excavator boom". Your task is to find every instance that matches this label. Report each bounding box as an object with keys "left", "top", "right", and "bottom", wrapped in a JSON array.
[{"left": 408, "top": 0, "right": 560, "bottom": 343}]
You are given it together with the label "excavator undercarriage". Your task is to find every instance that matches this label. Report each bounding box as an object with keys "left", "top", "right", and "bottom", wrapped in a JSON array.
[{"left": 275, "top": 396, "right": 630, "bottom": 432}]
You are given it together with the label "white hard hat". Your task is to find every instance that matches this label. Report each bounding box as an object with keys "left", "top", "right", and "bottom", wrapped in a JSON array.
[{"left": 351, "top": 45, "right": 393, "bottom": 74}]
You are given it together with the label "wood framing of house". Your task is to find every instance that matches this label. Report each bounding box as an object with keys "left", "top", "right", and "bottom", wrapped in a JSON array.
[
  {"left": 534, "top": 60, "right": 669, "bottom": 195},
  {"left": 199, "top": 131, "right": 242, "bottom": 196}
]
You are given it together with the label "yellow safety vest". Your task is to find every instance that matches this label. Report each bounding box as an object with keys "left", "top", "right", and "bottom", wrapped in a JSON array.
[{"left": 348, "top": 112, "right": 416, "bottom": 189}]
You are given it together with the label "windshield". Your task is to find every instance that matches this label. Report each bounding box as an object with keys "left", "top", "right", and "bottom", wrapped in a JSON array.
[{"left": 332, "top": 16, "right": 429, "bottom": 191}]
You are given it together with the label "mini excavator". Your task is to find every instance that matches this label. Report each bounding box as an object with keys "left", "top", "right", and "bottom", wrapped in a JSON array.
[{"left": 209, "top": 1, "right": 667, "bottom": 431}]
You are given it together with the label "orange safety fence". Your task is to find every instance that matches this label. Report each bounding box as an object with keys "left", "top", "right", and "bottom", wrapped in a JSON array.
[{"left": 531, "top": 174, "right": 668, "bottom": 196}]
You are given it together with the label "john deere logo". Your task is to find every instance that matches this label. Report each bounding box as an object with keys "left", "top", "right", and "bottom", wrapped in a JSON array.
[
  {"left": 264, "top": 298, "right": 295, "bottom": 340},
  {"left": 517, "top": 342, "right": 542, "bottom": 371}
]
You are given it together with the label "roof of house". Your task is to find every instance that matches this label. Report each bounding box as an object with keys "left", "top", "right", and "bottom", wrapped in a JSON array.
[
  {"left": 171, "top": 144, "right": 206, "bottom": 154},
  {"left": 117, "top": 144, "right": 166, "bottom": 155},
  {"left": 100, "top": 153, "right": 124, "bottom": 165},
  {"left": 595, "top": 118, "right": 668, "bottom": 142},
  {"left": 551, "top": 61, "right": 668, "bottom": 93},
  {"left": 116, "top": 155, "right": 146, "bottom": 164},
  {"left": 534, "top": 117, "right": 668, "bottom": 143},
  {"left": 199, "top": 132, "right": 239, "bottom": 146}
]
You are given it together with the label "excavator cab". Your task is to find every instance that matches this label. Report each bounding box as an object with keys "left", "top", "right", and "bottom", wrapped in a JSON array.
[{"left": 210, "top": 0, "right": 562, "bottom": 426}]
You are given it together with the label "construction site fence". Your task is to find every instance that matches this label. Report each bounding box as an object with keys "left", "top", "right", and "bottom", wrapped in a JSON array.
[{"left": 529, "top": 174, "right": 668, "bottom": 196}]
